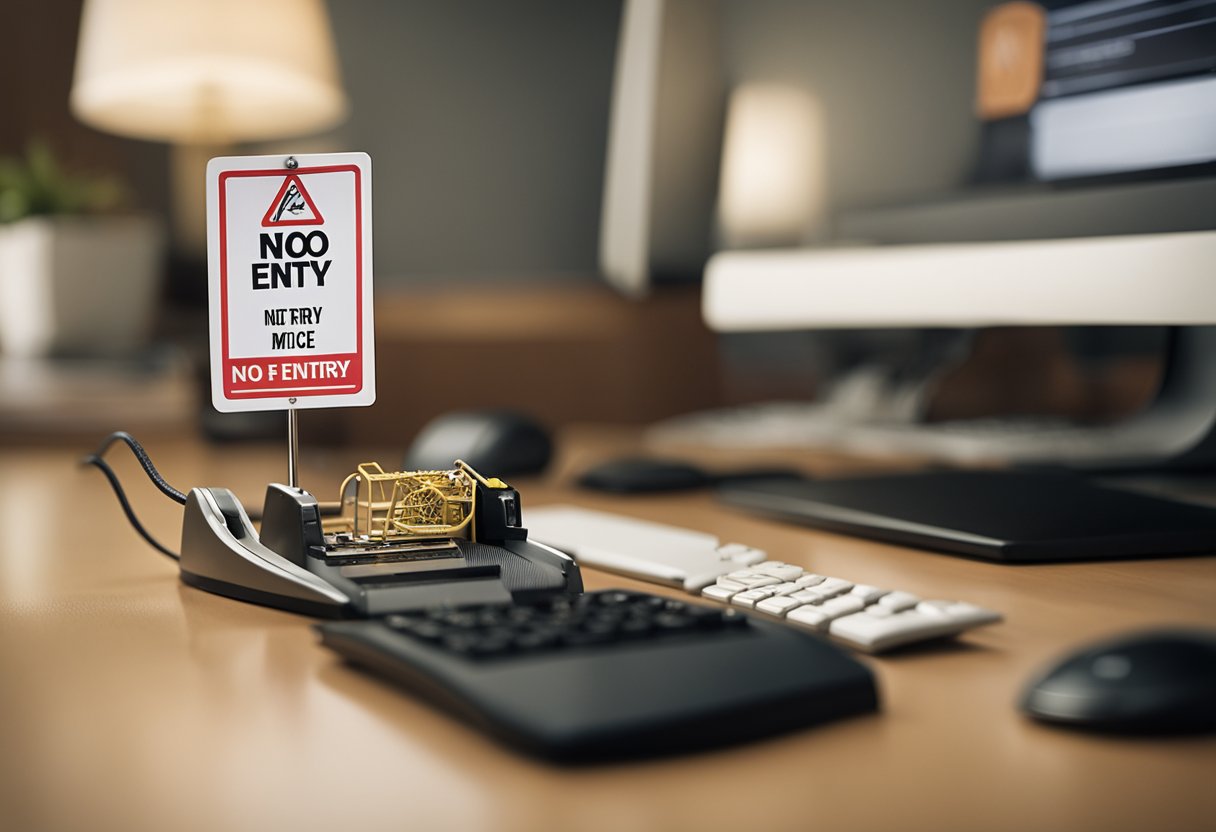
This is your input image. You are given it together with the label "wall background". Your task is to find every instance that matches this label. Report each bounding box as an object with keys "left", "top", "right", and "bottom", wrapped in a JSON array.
[{"left": 4, "top": 0, "right": 1007, "bottom": 290}]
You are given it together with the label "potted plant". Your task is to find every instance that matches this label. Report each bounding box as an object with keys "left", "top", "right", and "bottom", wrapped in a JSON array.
[{"left": 0, "top": 142, "right": 164, "bottom": 358}]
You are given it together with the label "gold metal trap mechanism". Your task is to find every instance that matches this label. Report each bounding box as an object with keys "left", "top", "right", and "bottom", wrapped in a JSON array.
[{"left": 330, "top": 460, "right": 509, "bottom": 549}]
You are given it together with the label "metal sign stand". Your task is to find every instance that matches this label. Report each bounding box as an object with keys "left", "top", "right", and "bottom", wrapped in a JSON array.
[{"left": 284, "top": 155, "right": 301, "bottom": 489}]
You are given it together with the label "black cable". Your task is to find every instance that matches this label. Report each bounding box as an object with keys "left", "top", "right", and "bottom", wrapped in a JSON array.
[
  {"left": 86, "top": 431, "right": 187, "bottom": 505},
  {"left": 82, "top": 452, "right": 180, "bottom": 561}
]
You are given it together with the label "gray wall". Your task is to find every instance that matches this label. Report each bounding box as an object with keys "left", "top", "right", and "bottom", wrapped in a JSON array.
[
  {"left": 326, "top": 0, "right": 621, "bottom": 285},
  {"left": 322, "top": 1, "right": 1000, "bottom": 287}
]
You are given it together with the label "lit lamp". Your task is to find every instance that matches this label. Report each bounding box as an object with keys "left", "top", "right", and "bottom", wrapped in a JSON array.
[
  {"left": 70, "top": 0, "right": 349, "bottom": 252},
  {"left": 716, "top": 84, "right": 827, "bottom": 249}
]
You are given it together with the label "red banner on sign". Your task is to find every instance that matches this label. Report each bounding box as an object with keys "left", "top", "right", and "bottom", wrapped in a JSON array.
[{"left": 224, "top": 353, "right": 363, "bottom": 398}]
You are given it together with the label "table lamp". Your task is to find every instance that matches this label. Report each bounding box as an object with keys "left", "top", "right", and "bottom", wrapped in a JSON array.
[
  {"left": 716, "top": 83, "right": 826, "bottom": 249},
  {"left": 69, "top": 0, "right": 349, "bottom": 252}
]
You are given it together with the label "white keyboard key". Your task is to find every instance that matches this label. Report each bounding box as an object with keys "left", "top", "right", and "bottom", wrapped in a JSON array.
[
  {"left": 829, "top": 605, "right": 1001, "bottom": 653},
  {"left": 828, "top": 610, "right": 943, "bottom": 652},
  {"left": 755, "top": 595, "right": 805, "bottom": 617},
  {"left": 817, "top": 595, "right": 866, "bottom": 619},
  {"left": 943, "top": 602, "right": 1003, "bottom": 627},
  {"left": 791, "top": 579, "right": 853, "bottom": 604},
  {"left": 717, "top": 543, "right": 766, "bottom": 565},
  {"left": 850, "top": 584, "right": 889, "bottom": 604},
  {"left": 786, "top": 604, "right": 833, "bottom": 631},
  {"left": 701, "top": 584, "right": 738, "bottom": 602},
  {"left": 724, "top": 573, "right": 782, "bottom": 589},
  {"left": 814, "top": 577, "right": 854, "bottom": 598},
  {"left": 786, "top": 595, "right": 866, "bottom": 631},
  {"left": 731, "top": 587, "right": 780, "bottom": 608},
  {"left": 769, "top": 581, "right": 802, "bottom": 596},
  {"left": 916, "top": 600, "right": 955, "bottom": 617},
  {"left": 739, "top": 575, "right": 782, "bottom": 589},
  {"left": 878, "top": 591, "right": 920, "bottom": 612},
  {"left": 794, "top": 574, "right": 826, "bottom": 588},
  {"left": 752, "top": 562, "right": 805, "bottom": 582},
  {"left": 715, "top": 577, "right": 748, "bottom": 591}
]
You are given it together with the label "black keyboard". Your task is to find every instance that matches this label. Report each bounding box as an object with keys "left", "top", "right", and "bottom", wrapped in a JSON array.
[{"left": 317, "top": 590, "right": 878, "bottom": 762}]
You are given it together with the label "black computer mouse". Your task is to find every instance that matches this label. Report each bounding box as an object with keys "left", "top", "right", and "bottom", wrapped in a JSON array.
[
  {"left": 1020, "top": 629, "right": 1216, "bottom": 735},
  {"left": 404, "top": 410, "right": 553, "bottom": 477},
  {"left": 578, "top": 456, "right": 805, "bottom": 494},
  {"left": 578, "top": 457, "right": 711, "bottom": 493}
]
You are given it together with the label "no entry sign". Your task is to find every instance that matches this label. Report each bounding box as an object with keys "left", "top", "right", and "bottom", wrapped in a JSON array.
[{"left": 206, "top": 153, "right": 375, "bottom": 412}]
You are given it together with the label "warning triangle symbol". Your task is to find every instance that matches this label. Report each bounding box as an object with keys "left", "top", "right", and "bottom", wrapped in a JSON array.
[{"left": 261, "top": 174, "right": 324, "bottom": 227}]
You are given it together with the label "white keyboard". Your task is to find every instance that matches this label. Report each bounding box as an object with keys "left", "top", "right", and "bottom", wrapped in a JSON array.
[
  {"left": 526, "top": 505, "right": 1003, "bottom": 654},
  {"left": 701, "top": 563, "right": 1001, "bottom": 653}
]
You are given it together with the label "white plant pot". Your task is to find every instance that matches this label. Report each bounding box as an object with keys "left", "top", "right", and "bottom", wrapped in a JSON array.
[{"left": 0, "top": 215, "right": 165, "bottom": 358}]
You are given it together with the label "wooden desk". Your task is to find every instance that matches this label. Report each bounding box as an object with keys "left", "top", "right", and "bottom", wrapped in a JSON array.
[{"left": 1, "top": 430, "right": 1213, "bottom": 832}]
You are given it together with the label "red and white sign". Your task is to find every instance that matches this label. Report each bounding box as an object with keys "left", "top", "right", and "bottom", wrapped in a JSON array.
[{"left": 206, "top": 153, "right": 375, "bottom": 412}]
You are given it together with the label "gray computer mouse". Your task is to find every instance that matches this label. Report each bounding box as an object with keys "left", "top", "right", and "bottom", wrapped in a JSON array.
[
  {"left": 404, "top": 410, "right": 552, "bottom": 477},
  {"left": 1020, "top": 629, "right": 1216, "bottom": 735}
]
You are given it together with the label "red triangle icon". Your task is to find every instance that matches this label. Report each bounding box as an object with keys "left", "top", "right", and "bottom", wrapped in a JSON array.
[{"left": 261, "top": 174, "right": 324, "bottom": 227}]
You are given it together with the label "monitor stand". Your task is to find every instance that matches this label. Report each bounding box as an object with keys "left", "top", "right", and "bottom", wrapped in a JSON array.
[
  {"left": 1102, "top": 325, "right": 1216, "bottom": 470},
  {"left": 655, "top": 326, "right": 1216, "bottom": 472},
  {"left": 713, "top": 326, "right": 1216, "bottom": 563}
]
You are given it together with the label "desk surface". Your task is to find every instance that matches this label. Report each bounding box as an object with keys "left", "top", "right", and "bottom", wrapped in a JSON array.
[{"left": 2, "top": 429, "right": 1214, "bottom": 832}]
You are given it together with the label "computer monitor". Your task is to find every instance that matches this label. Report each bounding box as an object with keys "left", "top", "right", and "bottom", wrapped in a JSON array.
[
  {"left": 598, "top": 0, "right": 723, "bottom": 297},
  {"left": 628, "top": 0, "right": 1216, "bottom": 470}
]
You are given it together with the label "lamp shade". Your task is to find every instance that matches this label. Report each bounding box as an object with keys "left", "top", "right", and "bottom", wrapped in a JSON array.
[
  {"left": 70, "top": 0, "right": 348, "bottom": 144},
  {"left": 716, "top": 84, "right": 826, "bottom": 248}
]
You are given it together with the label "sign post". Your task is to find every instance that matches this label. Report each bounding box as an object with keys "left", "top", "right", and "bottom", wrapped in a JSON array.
[{"left": 206, "top": 152, "right": 375, "bottom": 485}]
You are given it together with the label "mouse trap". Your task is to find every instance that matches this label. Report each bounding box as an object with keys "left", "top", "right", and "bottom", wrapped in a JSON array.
[{"left": 177, "top": 454, "right": 578, "bottom": 617}]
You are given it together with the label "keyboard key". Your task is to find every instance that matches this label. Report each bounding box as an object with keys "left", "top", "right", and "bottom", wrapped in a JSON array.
[
  {"left": 731, "top": 587, "right": 780, "bottom": 608},
  {"left": 725, "top": 572, "right": 783, "bottom": 589},
  {"left": 702, "top": 584, "right": 739, "bottom": 602},
  {"left": 828, "top": 610, "right": 952, "bottom": 652},
  {"left": 815, "top": 578, "right": 854, "bottom": 597},
  {"left": 717, "top": 543, "right": 767, "bottom": 565},
  {"left": 850, "top": 584, "right": 889, "bottom": 604},
  {"left": 788, "top": 595, "right": 868, "bottom": 632},
  {"left": 752, "top": 562, "right": 805, "bottom": 582},
  {"left": 828, "top": 605, "right": 1001, "bottom": 653},
  {"left": 915, "top": 600, "right": 955, "bottom": 617},
  {"left": 790, "top": 578, "right": 853, "bottom": 604},
  {"left": 818, "top": 595, "right": 866, "bottom": 619},
  {"left": 786, "top": 604, "right": 832, "bottom": 631},
  {"left": 877, "top": 591, "right": 920, "bottom": 612},
  {"left": 794, "top": 574, "right": 826, "bottom": 587},
  {"left": 755, "top": 595, "right": 806, "bottom": 617}
]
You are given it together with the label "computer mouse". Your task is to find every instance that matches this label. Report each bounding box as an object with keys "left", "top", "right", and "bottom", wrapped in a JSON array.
[
  {"left": 1020, "top": 629, "right": 1216, "bottom": 735},
  {"left": 578, "top": 457, "right": 710, "bottom": 493},
  {"left": 578, "top": 456, "right": 805, "bottom": 494},
  {"left": 404, "top": 410, "right": 553, "bottom": 477}
]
